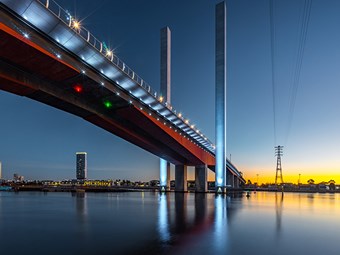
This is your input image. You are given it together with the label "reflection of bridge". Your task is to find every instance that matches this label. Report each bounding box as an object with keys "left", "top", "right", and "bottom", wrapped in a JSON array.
[
  {"left": 0, "top": 0, "right": 245, "bottom": 190},
  {"left": 157, "top": 193, "right": 231, "bottom": 254}
]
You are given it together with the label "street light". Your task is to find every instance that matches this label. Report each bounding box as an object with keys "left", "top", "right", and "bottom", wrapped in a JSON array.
[{"left": 72, "top": 20, "right": 81, "bottom": 31}]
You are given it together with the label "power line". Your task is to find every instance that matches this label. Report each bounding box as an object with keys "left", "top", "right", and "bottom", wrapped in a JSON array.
[
  {"left": 285, "top": 0, "right": 313, "bottom": 145},
  {"left": 269, "top": 0, "right": 277, "bottom": 146}
]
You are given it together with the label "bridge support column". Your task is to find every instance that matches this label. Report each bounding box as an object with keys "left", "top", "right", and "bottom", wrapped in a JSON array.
[
  {"left": 233, "top": 175, "right": 239, "bottom": 189},
  {"left": 195, "top": 165, "right": 207, "bottom": 193},
  {"left": 175, "top": 165, "right": 187, "bottom": 192},
  {"left": 227, "top": 173, "right": 234, "bottom": 189},
  {"left": 160, "top": 158, "right": 170, "bottom": 191}
]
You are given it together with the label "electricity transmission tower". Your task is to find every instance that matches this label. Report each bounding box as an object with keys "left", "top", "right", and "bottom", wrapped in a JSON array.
[{"left": 275, "top": 145, "right": 284, "bottom": 185}]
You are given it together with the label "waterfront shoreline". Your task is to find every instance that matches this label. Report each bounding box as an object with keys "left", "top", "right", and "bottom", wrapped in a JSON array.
[{"left": 2, "top": 185, "right": 339, "bottom": 194}]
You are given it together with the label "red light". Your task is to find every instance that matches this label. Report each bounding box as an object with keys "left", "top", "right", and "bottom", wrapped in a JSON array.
[{"left": 74, "top": 85, "right": 83, "bottom": 93}]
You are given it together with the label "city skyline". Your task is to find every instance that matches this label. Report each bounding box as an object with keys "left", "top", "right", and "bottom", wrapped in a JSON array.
[{"left": 1, "top": 0, "right": 340, "bottom": 184}]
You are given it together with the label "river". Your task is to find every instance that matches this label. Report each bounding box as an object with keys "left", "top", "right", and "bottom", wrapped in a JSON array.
[{"left": 0, "top": 191, "right": 339, "bottom": 254}]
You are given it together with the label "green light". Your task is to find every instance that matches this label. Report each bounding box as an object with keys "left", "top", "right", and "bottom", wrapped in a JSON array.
[{"left": 104, "top": 100, "right": 112, "bottom": 108}]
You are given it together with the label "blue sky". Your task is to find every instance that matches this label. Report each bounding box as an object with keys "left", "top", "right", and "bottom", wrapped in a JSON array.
[{"left": 1, "top": 0, "right": 340, "bottom": 183}]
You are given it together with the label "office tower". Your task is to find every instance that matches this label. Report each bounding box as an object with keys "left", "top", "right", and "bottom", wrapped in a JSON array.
[{"left": 76, "top": 152, "right": 87, "bottom": 180}]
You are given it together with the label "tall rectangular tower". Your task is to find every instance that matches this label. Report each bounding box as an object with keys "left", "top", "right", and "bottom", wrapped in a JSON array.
[
  {"left": 160, "top": 26, "right": 171, "bottom": 103},
  {"left": 159, "top": 26, "right": 171, "bottom": 191},
  {"left": 0, "top": 161, "right": 2, "bottom": 179},
  {"left": 76, "top": 152, "right": 87, "bottom": 180},
  {"left": 215, "top": 1, "right": 227, "bottom": 192}
]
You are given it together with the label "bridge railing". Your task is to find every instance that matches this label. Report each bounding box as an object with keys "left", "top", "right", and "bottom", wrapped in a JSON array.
[
  {"left": 35, "top": 0, "right": 215, "bottom": 154},
  {"left": 39, "top": 0, "right": 168, "bottom": 107}
]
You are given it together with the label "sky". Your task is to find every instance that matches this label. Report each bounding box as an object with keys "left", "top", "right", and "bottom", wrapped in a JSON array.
[{"left": 1, "top": 0, "right": 340, "bottom": 184}]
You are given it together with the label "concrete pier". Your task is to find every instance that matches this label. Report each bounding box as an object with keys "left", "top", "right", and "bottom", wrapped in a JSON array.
[
  {"left": 233, "top": 175, "right": 239, "bottom": 188},
  {"left": 175, "top": 165, "right": 187, "bottom": 192},
  {"left": 195, "top": 165, "right": 207, "bottom": 192},
  {"left": 160, "top": 158, "right": 171, "bottom": 191},
  {"left": 227, "top": 173, "right": 234, "bottom": 188}
]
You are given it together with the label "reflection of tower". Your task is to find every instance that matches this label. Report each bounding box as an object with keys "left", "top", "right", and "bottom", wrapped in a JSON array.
[
  {"left": 75, "top": 192, "right": 87, "bottom": 218},
  {"left": 275, "top": 145, "right": 283, "bottom": 185},
  {"left": 73, "top": 192, "right": 88, "bottom": 236},
  {"left": 158, "top": 193, "right": 170, "bottom": 242},
  {"left": 275, "top": 192, "right": 283, "bottom": 234},
  {"left": 214, "top": 195, "right": 228, "bottom": 251},
  {"left": 194, "top": 193, "right": 206, "bottom": 223},
  {"left": 174, "top": 193, "right": 187, "bottom": 233}
]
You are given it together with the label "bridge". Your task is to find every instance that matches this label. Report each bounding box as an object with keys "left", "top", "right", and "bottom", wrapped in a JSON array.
[{"left": 0, "top": 0, "right": 245, "bottom": 191}]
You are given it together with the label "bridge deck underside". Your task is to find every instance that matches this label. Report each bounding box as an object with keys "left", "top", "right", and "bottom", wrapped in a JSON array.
[
  {"left": 0, "top": 5, "right": 245, "bottom": 183},
  {"left": 0, "top": 21, "right": 215, "bottom": 167}
]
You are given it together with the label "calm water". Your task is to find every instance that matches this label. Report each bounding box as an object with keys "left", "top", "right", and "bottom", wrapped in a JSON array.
[{"left": 0, "top": 191, "right": 340, "bottom": 254}]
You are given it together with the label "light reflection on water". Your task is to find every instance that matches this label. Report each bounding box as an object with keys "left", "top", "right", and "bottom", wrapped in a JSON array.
[
  {"left": 158, "top": 193, "right": 170, "bottom": 242},
  {"left": 213, "top": 195, "right": 228, "bottom": 252},
  {"left": 1, "top": 191, "right": 340, "bottom": 254}
]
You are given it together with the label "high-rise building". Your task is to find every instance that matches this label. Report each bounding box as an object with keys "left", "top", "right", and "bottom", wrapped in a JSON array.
[
  {"left": 76, "top": 152, "right": 87, "bottom": 180},
  {"left": 0, "top": 161, "right": 2, "bottom": 179}
]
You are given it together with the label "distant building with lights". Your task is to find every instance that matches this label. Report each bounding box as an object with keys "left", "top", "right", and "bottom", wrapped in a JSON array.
[
  {"left": 0, "top": 161, "right": 2, "bottom": 179},
  {"left": 76, "top": 152, "right": 87, "bottom": 180},
  {"left": 13, "top": 173, "right": 24, "bottom": 182}
]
